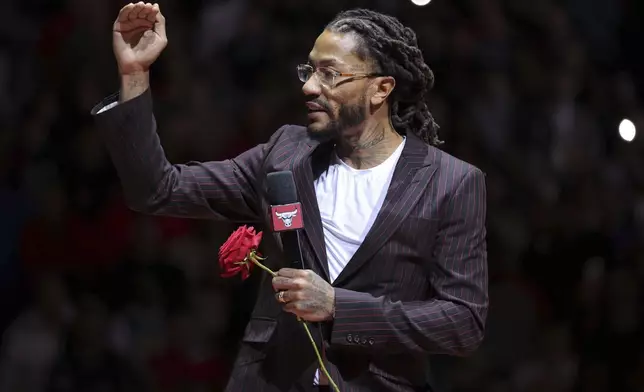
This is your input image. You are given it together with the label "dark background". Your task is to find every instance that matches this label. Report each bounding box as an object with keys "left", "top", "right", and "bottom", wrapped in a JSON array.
[{"left": 1, "top": 0, "right": 644, "bottom": 391}]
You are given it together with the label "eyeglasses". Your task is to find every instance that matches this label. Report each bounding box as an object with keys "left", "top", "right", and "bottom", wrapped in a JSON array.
[{"left": 296, "top": 64, "right": 383, "bottom": 88}]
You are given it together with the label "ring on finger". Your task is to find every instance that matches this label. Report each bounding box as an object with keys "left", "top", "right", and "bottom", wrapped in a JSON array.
[{"left": 277, "top": 290, "right": 287, "bottom": 303}]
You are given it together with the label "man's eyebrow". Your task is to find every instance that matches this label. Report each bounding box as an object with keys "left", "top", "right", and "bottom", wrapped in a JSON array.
[{"left": 308, "top": 56, "right": 341, "bottom": 67}]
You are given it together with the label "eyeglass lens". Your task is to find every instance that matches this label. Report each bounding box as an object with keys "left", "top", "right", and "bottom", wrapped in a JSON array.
[{"left": 297, "top": 65, "right": 312, "bottom": 83}]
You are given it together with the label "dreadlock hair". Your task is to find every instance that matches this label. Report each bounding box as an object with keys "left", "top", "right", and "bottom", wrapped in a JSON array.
[{"left": 326, "top": 9, "right": 442, "bottom": 146}]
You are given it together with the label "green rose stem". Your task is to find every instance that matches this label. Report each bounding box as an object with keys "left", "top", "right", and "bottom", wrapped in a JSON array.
[{"left": 243, "top": 250, "right": 341, "bottom": 392}]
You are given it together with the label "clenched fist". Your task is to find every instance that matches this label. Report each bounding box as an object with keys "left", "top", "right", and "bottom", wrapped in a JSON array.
[{"left": 113, "top": 2, "right": 167, "bottom": 75}]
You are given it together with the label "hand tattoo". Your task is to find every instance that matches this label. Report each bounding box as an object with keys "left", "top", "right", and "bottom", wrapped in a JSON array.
[
  {"left": 298, "top": 271, "right": 333, "bottom": 314},
  {"left": 272, "top": 268, "right": 335, "bottom": 322}
]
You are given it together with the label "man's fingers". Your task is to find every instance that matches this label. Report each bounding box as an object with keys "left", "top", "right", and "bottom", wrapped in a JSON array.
[
  {"left": 277, "top": 268, "right": 311, "bottom": 278},
  {"left": 115, "top": 2, "right": 161, "bottom": 38},
  {"left": 276, "top": 268, "right": 298, "bottom": 278},
  {"left": 153, "top": 4, "right": 166, "bottom": 40},
  {"left": 145, "top": 7, "right": 158, "bottom": 23},
  {"left": 118, "top": 3, "right": 136, "bottom": 22},
  {"left": 119, "top": 2, "right": 135, "bottom": 14},
  {"left": 114, "top": 18, "right": 153, "bottom": 34},
  {"left": 128, "top": 18, "right": 154, "bottom": 29},
  {"left": 283, "top": 302, "right": 301, "bottom": 313},
  {"left": 117, "top": 2, "right": 152, "bottom": 22},
  {"left": 272, "top": 276, "right": 303, "bottom": 291},
  {"left": 129, "top": 3, "right": 144, "bottom": 20},
  {"left": 138, "top": 2, "right": 153, "bottom": 20}
]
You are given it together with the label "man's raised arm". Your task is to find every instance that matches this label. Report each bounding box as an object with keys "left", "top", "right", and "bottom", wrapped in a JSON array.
[{"left": 92, "top": 2, "right": 280, "bottom": 221}]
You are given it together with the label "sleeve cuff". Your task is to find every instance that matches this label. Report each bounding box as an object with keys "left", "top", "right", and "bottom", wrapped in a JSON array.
[
  {"left": 90, "top": 88, "right": 151, "bottom": 116},
  {"left": 90, "top": 91, "right": 120, "bottom": 116},
  {"left": 330, "top": 288, "right": 384, "bottom": 348},
  {"left": 96, "top": 101, "right": 119, "bottom": 114}
]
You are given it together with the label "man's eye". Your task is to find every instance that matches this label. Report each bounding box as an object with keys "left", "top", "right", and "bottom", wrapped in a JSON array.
[{"left": 320, "top": 69, "right": 335, "bottom": 79}]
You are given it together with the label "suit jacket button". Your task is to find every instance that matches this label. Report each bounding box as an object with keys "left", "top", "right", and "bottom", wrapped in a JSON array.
[
  {"left": 361, "top": 337, "right": 367, "bottom": 345},
  {"left": 354, "top": 334, "right": 360, "bottom": 344},
  {"left": 347, "top": 334, "right": 353, "bottom": 343},
  {"left": 368, "top": 338, "right": 375, "bottom": 345}
]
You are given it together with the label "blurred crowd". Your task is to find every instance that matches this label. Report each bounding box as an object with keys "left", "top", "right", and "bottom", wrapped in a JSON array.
[{"left": 1, "top": 0, "right": 643, "bottom": 391}]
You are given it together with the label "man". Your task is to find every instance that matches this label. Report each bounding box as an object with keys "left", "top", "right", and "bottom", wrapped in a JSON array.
[{"left": 92, "top": 3, "right": 488, "bottom": 391}]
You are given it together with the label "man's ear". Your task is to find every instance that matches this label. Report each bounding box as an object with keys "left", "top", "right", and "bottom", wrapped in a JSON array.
[{"left": 370, "top": 76, "right": 396, "bottom": 106}]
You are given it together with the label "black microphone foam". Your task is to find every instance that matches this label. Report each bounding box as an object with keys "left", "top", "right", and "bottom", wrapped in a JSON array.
[
  {"left": 267, "top": 171, "right": 299, "bottom": 205},
  {"left": 266, "top": 171, "right": 304, "bottom": 269}
]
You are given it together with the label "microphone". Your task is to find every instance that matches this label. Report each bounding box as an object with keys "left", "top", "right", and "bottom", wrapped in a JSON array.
[{"left": 266, "top": 171, "right": 305, "bottom": 269}]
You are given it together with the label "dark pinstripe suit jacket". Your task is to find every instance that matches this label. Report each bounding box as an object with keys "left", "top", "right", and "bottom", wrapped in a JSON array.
[{"left": 92, "top": 89, "right": 488, "bottom": 392}]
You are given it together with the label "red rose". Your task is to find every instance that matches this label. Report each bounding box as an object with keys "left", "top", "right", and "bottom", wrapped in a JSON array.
[{"left": 218, "top": 225, "right": 263, "bottom": 280}]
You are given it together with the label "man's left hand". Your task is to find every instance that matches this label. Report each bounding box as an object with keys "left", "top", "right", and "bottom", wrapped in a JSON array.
[{"left": 272, "top": 268, "right": 334, "bottom": 322}]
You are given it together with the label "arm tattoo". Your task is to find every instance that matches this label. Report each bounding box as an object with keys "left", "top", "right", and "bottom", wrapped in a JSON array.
[{"left": 120, "top": 72, "right": 150, "bottom": 103}]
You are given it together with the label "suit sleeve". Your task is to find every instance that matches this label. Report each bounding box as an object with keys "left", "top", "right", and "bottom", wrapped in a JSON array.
[
  {"left": 91, "top": 89, "right": 286, "bottom": 221},
  {"left": 329, "top": 168, "right": 488, "bottom": 356}
]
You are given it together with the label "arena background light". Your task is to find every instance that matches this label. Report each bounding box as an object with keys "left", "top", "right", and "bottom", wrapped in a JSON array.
[{"left": 619, "top": 118, "right": 636, "bottom": 142}]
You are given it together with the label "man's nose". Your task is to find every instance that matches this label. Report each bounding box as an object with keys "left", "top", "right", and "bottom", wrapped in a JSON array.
[{"left": 302, "top": 75, "right": 321, "bottom": 97}]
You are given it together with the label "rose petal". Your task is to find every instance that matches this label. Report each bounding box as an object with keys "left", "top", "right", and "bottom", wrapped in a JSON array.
[
  {"left": 220, "top": 266, "right": 241, "bottom": 278},
  {"left": 219, "top": 229, "right": 243, "bottom": 257},
  {"left": 252, "top": 231, "right": 263, "bottom": 249}
]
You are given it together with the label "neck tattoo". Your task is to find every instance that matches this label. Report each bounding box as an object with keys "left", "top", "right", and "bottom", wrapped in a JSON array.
[{"left": 335, "top": 125, "right": 401, "bottom": 169}]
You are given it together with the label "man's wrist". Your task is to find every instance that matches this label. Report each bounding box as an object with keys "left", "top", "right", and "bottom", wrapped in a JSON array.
[
  {"left": 327, "top": 288, "right": 336, "bottom": 321},
  {"left": 119, "top": 71, "right": 150, "bottom": 103}
]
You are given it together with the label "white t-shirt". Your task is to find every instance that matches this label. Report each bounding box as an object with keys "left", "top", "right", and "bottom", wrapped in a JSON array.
[
  {"left": 316, "top": 138, "right": 405, "bottom": 282},
  {"left": 313, "top": 137, "right": 405, "bottom": 384}
]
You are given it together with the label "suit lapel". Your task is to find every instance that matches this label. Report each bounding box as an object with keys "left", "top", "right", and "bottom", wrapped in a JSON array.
[
  {"left": 292, "top": 140, "right": 331, "bottom": 281},
  {"left": 332, "top": 133, "right": 438, "bottom": 287}
]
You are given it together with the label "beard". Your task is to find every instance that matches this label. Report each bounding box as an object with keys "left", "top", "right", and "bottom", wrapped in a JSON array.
[{"left": 306, "top": 95, "right": 367, "bottom": 142}]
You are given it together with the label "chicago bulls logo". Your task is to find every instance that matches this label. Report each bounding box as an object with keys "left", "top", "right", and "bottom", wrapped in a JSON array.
[
  {"left": 271, "top": 202, "right": 303, "bottom": 231},
  {"left": 276, "top": 209, "right": 298, "bottom": 227}
]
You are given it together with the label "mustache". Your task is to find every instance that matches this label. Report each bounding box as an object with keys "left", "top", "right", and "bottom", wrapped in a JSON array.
[{"left": 308, "top": 99, "right": 331, "bottom": 112}]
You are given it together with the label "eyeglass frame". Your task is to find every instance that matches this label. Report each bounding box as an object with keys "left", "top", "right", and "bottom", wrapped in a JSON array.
[{"left": 296, "top": 63, "right": 386, "bottom": 88}]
